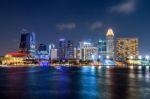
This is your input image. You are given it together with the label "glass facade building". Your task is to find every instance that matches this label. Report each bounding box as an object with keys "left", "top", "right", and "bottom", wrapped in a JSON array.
[{"left": 19, "top": 29, "right": 36, "bottom": 56}]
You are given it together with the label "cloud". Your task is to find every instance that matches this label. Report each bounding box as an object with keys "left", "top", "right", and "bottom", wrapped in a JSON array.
[
  {"left": 109, "top": 0, "right": 137, "bottom": 14},
  {"left": 90, "top": 21, "right": 103, "bottom": 30},
  {"left": 57, "top": 23, "right": 76, "bottom": 30}
]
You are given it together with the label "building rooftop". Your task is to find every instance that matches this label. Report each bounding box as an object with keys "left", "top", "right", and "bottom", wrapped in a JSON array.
[
  {"left": 6, "top": 52, "right": 31, "bottom": 57},
  {"left": 106, "top": 28, "right": 114, "bottom": 37}
]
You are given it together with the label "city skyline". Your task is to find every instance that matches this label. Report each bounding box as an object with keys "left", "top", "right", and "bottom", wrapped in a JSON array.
[
  {"left": 1, "top": 1, "right": 150, "bottom": 99},
  {"left": 0, "top": 0, "right": 149, "bottom": 55}
]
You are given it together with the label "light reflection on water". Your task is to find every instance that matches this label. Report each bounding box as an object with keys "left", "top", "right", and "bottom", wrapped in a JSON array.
[{"left": 0, "top": 66, "right": 150, "bottom": 99}]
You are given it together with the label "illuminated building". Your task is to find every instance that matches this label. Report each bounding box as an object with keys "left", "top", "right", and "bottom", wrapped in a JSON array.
[
  {"left": 49, "top": 44, "right": 57, "bottom": 60},
  {"left": 106, "top": 28, "right": 115, "bottom": 59},
  {"left": 48, "top": 44, "right": 55, "bottom": 56},
  {"left": 50, "top": 49, "right": 58, "bottom": 60},
  {"left": 116, "top": 38, "right": 138, "bottom": 61},
  {"left": 75, "top": 48, "right": 81, "bottom": 60},
  {"left": 58, "top": 39, "right": 66, "bottom": 60},
  {"left": 79, "top": 41, "right": 98, "bottom": 60},
  {"left": 79, "top": 41, "right": 94, "bottom": 48},
  {"left": 37, "top": 44, "right": 49, "bottom": 65},
  {"left": 97, "top": 39, "right": 107, "bottom": 59},
  {"left": 19, "top": 29, "right": 36, "bottom": 56},
  {"left": 37, "top": 44, "right": 49, "bottom": 60},
  {"left": 74, "top": 48, "right": 77, "bottom": 59},
  {"left": 81, "top": 47, "right": 98, "bottom": 61},
  {"left": 2, "top": 52, "right": 35, "bottom": 65},
  {"left": 66, "top": 40, "right": 74, "bottom": 59}
]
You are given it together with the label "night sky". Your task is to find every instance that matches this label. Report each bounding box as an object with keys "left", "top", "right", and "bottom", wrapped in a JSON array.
[{"left": 0, "top": 0, "right": 149, "bottom": 55}]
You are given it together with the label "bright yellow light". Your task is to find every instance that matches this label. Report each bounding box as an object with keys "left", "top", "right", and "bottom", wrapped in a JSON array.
[{"left": 106, "top": 28, "right": 114, "bottom": 36}]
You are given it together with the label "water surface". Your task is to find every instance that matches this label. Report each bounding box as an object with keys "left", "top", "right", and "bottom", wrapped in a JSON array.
[{"left": 0, "top": 66, "right": 150, "bottom": 99}]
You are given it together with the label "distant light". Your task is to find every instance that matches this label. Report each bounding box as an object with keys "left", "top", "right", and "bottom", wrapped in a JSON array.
[
  {"left": 98, "top": 66, "right": 101, "bottom": 69},
  {"left": 92, "top": 54, "right": 95, "bottom": 59},
  {"left": 138, "top": 55, "right": 142, "bottom": 60},
  {"left": 130, "top": 66, "right": 134, "bottom": 69},
  {"left": 130, "top": 56, "right": 133, "bottom": 59},
  {"left": 99, "top": 55, "right": 101, "bottom": 58},
  {"left": 138, "top": 66, "right": 142, "bottom": 70},
  {"left": 145, "top": 55, "right": 149, "bottom": 60},
  {"left": 83, "top": 42, "right": 91, "bottom": 45},
  {"left": 106, "top": 66, "right": 110, "bottom": 68},
  {"left": 146, "top": 66, "right": 149, "bottom": 70},
  {"left": 59, "top": 39, "right": 65, "bottom": 41},
  {"left": 91, "top": 66, "right": 95, "bottom": 70},
  {"left": 106, "top": 56, "right": 110, "bottom": 59}
]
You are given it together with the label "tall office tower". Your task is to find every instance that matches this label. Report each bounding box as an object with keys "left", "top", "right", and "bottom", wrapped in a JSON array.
[
  {"left": 66, "top": 40, "right": 74, "bottom": 59},
  {"left": 97, "top": 39, "right": 107, "bottom": 59},
  {"left": 19, "top": 29, "right": 36, "bottom": 56},
  {"left": 58, "top": 39, "right": 66, "bottom": 60},
  {"left": 106, "top": 28, "right": 115, "bottom": 59},
  {"left": 79, "top": 41, "right": 93, "bottom": 59},
  {"left": 116, "top": 38, "right": 138, "bottom": 61}
]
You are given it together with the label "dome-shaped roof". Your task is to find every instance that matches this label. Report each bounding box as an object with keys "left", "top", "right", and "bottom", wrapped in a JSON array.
[{"left": 106, "top": 28, "right": 114, "bottom": 36}]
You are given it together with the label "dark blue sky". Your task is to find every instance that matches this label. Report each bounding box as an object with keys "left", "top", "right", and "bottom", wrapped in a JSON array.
[{"left": 0, "top": 0, "right": 149, "bottom": 55}]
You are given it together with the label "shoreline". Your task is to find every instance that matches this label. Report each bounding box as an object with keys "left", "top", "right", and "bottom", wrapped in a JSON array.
[{"left": 0, "top": 64, "right": 150, "bottom": 68}]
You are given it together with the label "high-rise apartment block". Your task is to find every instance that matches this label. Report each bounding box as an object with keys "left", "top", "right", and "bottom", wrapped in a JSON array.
[{"left": 116, "top": 38, "right": 138, "bottom": 61}]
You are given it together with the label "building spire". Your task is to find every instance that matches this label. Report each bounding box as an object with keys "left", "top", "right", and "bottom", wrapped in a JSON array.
[{"left": 106, "top": 28, "right": 114, "bottom": 37}]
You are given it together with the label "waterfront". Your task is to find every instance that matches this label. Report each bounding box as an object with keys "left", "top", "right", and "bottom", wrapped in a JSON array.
[{"left": 0, "top": 66, "right": 150, "bottom": 99}]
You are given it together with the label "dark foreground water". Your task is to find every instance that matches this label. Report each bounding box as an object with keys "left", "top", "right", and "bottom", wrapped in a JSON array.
[{"left": 0, "top": 66, "right": 150, "bottom": 99}]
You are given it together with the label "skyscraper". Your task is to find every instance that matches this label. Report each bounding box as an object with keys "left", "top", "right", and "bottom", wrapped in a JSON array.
[
  {"left": 97, "top": 39, "right": 107, "bottom": 59},
  {"left": 66, "top": 40, "right": 74, "bottom": 59},
  {"left": 79, "top": 41, "right": 98, "bottom": 60},
  {"left": 50, "top": 49, "right": 58, "bottom": 60},
  {"left": 116, "top": 38, "right": 138, "bottom": 61},
  {"left": 81, "top": 47, "right": 98, "bottom": 61},
  {"left": 19, "top": 29, "right": 36, "bottom": 56},
  {"left": 58, "top": 39, "right": 66, "bottom": 60},
  {"left": 106, "top": 28, "right": 115, "bottom": 59},
  {"left": 49, "top": 44, "right": 57, "bottom": 60}
]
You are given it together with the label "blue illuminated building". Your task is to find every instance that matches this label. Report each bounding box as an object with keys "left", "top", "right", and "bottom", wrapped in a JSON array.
[
  {"left": 58, "top": 39, "right": 66, "bottom": 60},
  {"left": 37, "top": 44, "right": 49, "bottom": 66},
  {"left": 97, "top": 39, "right": 107, "bottom": 60},
  {"left": 66, "top": 40, "right": 74, "bottom": 59}
]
